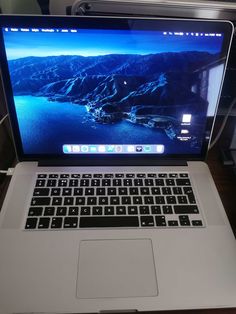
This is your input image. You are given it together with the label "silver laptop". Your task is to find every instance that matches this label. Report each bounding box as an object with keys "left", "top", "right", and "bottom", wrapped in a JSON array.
[{"left": 0, "top": 15, "right": 236, "bottom": 314}]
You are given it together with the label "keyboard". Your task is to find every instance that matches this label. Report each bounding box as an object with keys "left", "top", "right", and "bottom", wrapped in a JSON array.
[{"left": 25, "top": 172, "right": 204, "bottom": 230}]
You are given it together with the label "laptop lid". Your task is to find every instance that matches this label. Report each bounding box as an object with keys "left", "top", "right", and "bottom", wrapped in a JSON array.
[{"left": 0, "top": 15, "right": 233, "bottom": 165}]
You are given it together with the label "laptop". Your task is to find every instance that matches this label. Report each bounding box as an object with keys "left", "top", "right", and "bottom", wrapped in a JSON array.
[{"left": 0, "top": 14, "right": 236, "bottom": 314}]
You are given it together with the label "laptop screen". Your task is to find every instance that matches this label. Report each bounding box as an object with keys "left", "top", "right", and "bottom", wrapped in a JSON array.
[{"left": 0, "top": 16, "right": 233, "bottom": 161}]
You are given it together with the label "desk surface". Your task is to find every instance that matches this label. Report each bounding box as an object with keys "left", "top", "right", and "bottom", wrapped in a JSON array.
[{"left": 0, "top": 145, "right": 236, "bottom": 314}]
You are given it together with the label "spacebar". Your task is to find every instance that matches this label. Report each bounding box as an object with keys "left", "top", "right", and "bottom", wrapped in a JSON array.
[{"left": 80, "top": 216, "right": 139, "bottom": 228}]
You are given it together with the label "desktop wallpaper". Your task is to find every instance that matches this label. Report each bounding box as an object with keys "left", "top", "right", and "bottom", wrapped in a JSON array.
[{"left": 3, "top": 28, "right": 225, "bottom": 155}]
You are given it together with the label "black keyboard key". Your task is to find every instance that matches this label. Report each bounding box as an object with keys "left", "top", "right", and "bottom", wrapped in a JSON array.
[
  {"left": 176, "top": 178, "right": 191, "bottom": 186},
  {"left": 87, "top": 197, "right": 97, "bottom": 205},
  {"left": 145, "top": 179, "right": 154, "bottom": 186},
  {"left": 64, "top": 217, "right": 78, "bottom": 228},
  {"left": 115, "top": 173, "right": 124, "bottom": 178},
  {"left": 62, "top": 188, "right": 72, "bottom": 196},
  {"left": 76, "top": 197, "right": 86, "bottom": 205},
  {"left": 179, "top": 173, "right": 188, "bottom": 178},
  {"left": 110, "top": 197, "right": 120, "bottom": 205},
  {"left": 122, "top": 196, "right": 131, "bottom": 205},
  {"left": 133, "top": 196, "right": 142, "bottom": 204},
  {"left": 192, "top": 220, "right": 203, "bottom": 226},
  {"left": 174, "top": 205, "right": 199, "bottom": 214},
  {"left": 91, "top": 179, "right": 100, "bottom": 186},
  {"left": 38, "top": 174, "right": 47, "bottom": 178},
  {"left": 108, "top": 188, "right": 116, "bottom": 195},
  {"left": 99, "top": 197, "right": 108, "bottom": 205},
  {"left": 155, "top": 179, "right": 164, "bottom": 186},
  {"left": 155, "top": 196, "right": 165, "bottom": 204},
  {"left": 49, "top": 174, "right": 58, "bottom": 178},
  {"left": 140, "top": 216, "right": 154, "bottom": 227},
  {"left": 124, "top": 179, "right": 132, "bottom": 186},
  {"left": 128, "top": 206, "right": 138, "bottom": 215},
  {"left": 60, "top": 174, "right": 69, "bottom": 178},
  {"left": 163, "top": 205, "right": 173, "bottom": 214},
  {"left": 80, "top": 216, "right": 139, "bottom": 228},
  {"left": 140, "top": 187, "right": 150, "bottom": 195},
  {"left": 74, "top": 188, "right": 83, "bottom": 196},
  {"left": 118, "top": 187, "right": 128, "bottom": 195},
  {"left": 158, "top": 173, "right": 167, "bottom": 178},
  {"left": 166, "top": 179, "right": 175, "bottom": 186},
  {"left": 105, "top": 174, "right": 113, "bottom": 178},
  {"left": 116, "top": 206, "right": 126, "bottom": 215},
  {"left": 25, "top": 218, "right": 38, "bottom": 229},
  {"left": 68, "top": 207, "right": 79, "bottom": 215},
  {"left": 172, "top": 187, "right": 182, "bottom": 195},
  {"left": 102, "top": 179, "right": 111, "bottom": 186},
  {"left": 47, "top": 179, "right": 57, "bottom": 187},
  {"left": 129, "top": 187, "right": 139, "bottom": 195},
  {"left": 169, "top": 173, "right": 178, "bottom": 178},
  {"left": 177, "top": 195, "right": 188, "bottom": 204},
  {"left": 134, "top": 179, "right": 143, "bottom": 186},
  {"left": 72, "top": 174, "right": 80, "bottom": 178},
  {"left": 44, "top": 207, "right": 55, "bottom": 216},
  {"left": 56, "top": 207, "right": 67, "bottom": 216},
  {"left": 93, "top": 207, "right": 103, "bottom": 215},
  {"left": 168, "top": 220, "right": 178, "bottom": 226},
  {"left": 64, "top": 197, "right": 74, "bottom": 206},
  {"left": 144, "top": 196, "right": 154, "bottom": 204},
  {"left": 28, "top": 207, "right": 43, "bottom": 216},
  {"left": 82, "top": 174, "right": 92, "bottom": 178},
  {"left": 139, "top": 206, "right": 150, "bottom": 215},
  {"left": 80, "top": 207, "right": 91, "bottom": 215},
  {"left": 51, "top": 217, "right": 63, "bottom": 228},
  {"left": 113, "top": 179, "right": 122, "bottom": 186},
  {"left": 80, "top": 179, "right": 89, "bottom": 187},
  {"left": 31, "top": 197, "right": 50, "bottom": 206},
  {"left": 52, "top": 197, "right": 62, "bottom": 206},
  {"left": 85, "top": 188, "right": 95, "bottom": 195},
  {"left": 36, "top": 179, "right": 46, "bottom": 187},
  {"left": 104, "top": 206, "right": 115, "bottom": 215},
  {"left": 137, "top": 173, "right": 146, "bottom": 178},
  {"left": 148, "top": 173, "right": 156, "bottom": 178},
  {"left": 126, "top": 174, "right": 135, "bottom": 178},
  {"left": 151, "top": 187, "right": 161, "bottom": 195},
  {"left": 33, "top": 188, "right": 50, "bottom": 196},
  {"left": 97, "top": 188, "right": 106, "bottom": 195},
  {"left": 162, "top": 187, "right": 171, "bottom": 195},
  {"left": 69, "top": 179, "right": 78, "bottom": 187},
  {"left": 179, "top": 215, "right": 190, "bottom": 226},
  {"left": 38, "top": 217, "right": 50, "bottom": 229},
  {"left": 155, "top": 215, "right": 167, "bottom": 226},
  {"left": 58, "top": 179, "right": 68, "bottom": 187},
  {"left": 151, "top": 205, "right": 161, "bottom": 215},
  {"left": 51, "top": 188, "right": 61, "bottom": 196},
  {"left": 166, "top": 196, "right": 177, "bottom": 204}
]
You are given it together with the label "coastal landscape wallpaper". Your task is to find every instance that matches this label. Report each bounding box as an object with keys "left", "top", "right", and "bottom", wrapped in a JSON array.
[{"left": 3, "top": 28, "right": 224, "bottom": 154}]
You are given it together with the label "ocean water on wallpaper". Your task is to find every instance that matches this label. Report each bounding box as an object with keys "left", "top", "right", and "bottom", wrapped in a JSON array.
[{"left": 14, "top": 95, "right": 170, "bottom": 154}]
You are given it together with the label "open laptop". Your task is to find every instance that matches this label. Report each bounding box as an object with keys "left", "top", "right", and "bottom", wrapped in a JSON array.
[{"left": 0, "top": 14, "right": 236, "bottom": 314}]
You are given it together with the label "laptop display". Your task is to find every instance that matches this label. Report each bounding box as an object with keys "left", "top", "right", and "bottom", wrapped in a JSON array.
[{"left": 0, "top": 17, "right": 232, "bottom": 159}]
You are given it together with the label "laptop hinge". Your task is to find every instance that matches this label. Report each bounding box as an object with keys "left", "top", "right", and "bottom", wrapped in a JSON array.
[{"left": 38, "top": 158, "right": 188, "bottom": 167}]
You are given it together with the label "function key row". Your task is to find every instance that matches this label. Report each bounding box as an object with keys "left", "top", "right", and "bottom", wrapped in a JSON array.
[{"left": 37, "top": 173, "right": 189, "bottom": 179}]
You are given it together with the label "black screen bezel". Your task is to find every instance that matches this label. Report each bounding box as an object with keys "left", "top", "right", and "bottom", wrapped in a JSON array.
[{"left": 0, "top": 15, "right": 233, "bottom": 165}]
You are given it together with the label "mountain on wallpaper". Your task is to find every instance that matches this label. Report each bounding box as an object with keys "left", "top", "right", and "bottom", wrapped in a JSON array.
[{"left": 9, "top": 52, "right": 215, "bottom": 138}]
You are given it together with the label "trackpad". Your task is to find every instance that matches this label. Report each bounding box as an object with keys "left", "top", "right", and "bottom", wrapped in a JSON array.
[{"left": 77, "top": 239, "right": 158, "bottom": 299}]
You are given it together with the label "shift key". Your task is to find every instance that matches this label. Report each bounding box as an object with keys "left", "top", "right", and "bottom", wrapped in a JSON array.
[{"left": 174, "top": 205, "right": 199, "bottom": 214}]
